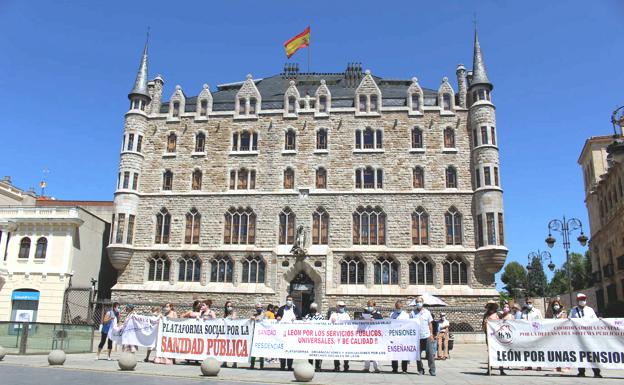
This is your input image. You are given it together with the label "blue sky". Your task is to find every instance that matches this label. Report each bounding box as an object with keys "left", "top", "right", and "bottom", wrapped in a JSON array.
[{"left": 1, "top": 1, "right": 623, "bottom": 287}]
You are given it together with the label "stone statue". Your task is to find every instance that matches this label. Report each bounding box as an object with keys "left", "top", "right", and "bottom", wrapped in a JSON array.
[{"left": 290, "top": 225, "right": 307, "bottom": 257}]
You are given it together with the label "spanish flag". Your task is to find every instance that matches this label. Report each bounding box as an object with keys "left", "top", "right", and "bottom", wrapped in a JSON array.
[{"left": 284, "top": 26, "right": 310, "bottom": 58}]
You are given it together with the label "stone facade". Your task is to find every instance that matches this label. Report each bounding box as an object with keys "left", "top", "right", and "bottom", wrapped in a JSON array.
[
  {"left": 579, "top": 136, "right": 624, "bottom": 311},
  {"left": 108, "top": 35, "right": 507, "bottom": 315}
]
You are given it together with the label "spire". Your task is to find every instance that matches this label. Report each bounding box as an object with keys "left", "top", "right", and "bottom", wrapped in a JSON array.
[
  {"left": 471, "top": 28, "right": 492, "bottom": 89},
  {"left": 128, "top": 32, "right": 150, "bottom": 99}
]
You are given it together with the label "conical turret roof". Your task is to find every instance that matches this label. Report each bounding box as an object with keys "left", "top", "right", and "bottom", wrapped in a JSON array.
[
  {"left": 471, "top": 30, "right": 492, "bottom": 89},
  {"left": 128, "top": 41, "right": 150, "bottom": 99}
]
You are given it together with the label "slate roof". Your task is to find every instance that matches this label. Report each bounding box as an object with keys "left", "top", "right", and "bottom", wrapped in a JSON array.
[{"left": 159, "top": 72, "right": 441, "bottom": 114}]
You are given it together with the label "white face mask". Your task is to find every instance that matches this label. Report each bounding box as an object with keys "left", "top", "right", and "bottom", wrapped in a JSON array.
[
  {"left": 526, "top": 304, "right": 533, "bottom": 310},
  {"left": 578, "top": 300, "right": 586, "bottom": 307},
  {"left": 286, "top": 300, "right": 293, "bottom": 307}
]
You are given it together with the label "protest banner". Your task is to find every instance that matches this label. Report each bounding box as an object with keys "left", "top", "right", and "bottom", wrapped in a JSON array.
[
  {"left": 156, "top": 318, "right": 253, "bottom": 362},
  {"left": 251, "top": 319, "right": 420, "bottom": 361},
  {"left": 487, "top": 318, "right": 624, "bottom": 370},
  {"left": 107, "top": 314, "right": 159, "bottom": 348}
]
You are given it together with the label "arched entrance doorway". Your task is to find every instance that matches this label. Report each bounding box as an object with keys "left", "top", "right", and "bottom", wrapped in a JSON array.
[{"left": 289, "top": 271, "right": 314, "bottom": 317}]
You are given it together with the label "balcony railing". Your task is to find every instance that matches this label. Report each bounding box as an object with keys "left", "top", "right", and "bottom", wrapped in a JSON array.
[{"left": 603, "top": 263, "right": 615, "bottom": 278}]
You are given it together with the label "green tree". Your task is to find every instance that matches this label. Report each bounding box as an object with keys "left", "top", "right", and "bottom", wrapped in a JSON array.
[
  {"left": 526, "top": 256, "right": 547, "bottom": 297},
  {"left": 546, "top": 252, "right": 592, "bottom": 297},
  {"left": 500, "top": 262, "right": 527, "bottom": 299}
]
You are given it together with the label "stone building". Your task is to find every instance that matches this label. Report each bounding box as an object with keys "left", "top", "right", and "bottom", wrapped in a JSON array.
[
  {"left": 108, "top": 32, "right": 507, "bottom": 315},
  {"left": 579, "top": 135, "right": 624, "bottom": 312}
]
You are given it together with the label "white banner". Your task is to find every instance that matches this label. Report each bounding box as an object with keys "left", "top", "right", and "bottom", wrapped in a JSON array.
[
  {"left": 487, "top": 318, "right": 624, "bottom": 370},
  {"left": 107, "top": 315, "right": 159, "bottom": 348},
  {"left": 156, "top": 318, "right": 253, "bottom": 362},
  {"left": 251, "top": 319, "right": 420, "bottom": 361}
]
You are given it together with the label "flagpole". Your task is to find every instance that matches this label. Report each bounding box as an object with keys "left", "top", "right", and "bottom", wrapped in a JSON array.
[{"left": 307, "top": 45, "right": 310, "bottom": 73}]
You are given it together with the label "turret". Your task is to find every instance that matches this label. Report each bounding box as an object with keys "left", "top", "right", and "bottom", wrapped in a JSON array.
[
  {"left": 468, "top": 29, "right": 508, "bottom": 275},
  {"left": 108, "top": 41, "right": 152, "bottom": 271}
]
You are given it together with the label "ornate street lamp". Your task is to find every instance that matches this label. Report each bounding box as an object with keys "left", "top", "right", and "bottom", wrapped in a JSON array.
[
  {"left": 526, "top": 250, "right": 555, "bottom": 272},
  {"left": 545, "top": 216, "right": 588, "bottom": 305}
]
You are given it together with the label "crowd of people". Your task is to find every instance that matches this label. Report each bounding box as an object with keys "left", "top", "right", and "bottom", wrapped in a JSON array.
[
  {"left": 482, "top": 292, "right": 602, "bottom": 378},
  {"left": 97, "top": 295, "right": 451, "bottom": 375},
  {"left": 97, "top": 292, "right": 603, "bottom": 378}
]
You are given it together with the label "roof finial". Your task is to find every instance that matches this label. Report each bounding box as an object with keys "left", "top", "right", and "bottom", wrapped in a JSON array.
[{"left": 128, "top": 29, "right": 151, "bottom": 99}]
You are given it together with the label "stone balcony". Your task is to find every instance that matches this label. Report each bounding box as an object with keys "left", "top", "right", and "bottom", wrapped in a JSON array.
[
  {"left": 107, "top": 244, "right": 134, "bottom": 271},
  {"left": 475, "top": 245, "right": 509, "bottom": 273}
]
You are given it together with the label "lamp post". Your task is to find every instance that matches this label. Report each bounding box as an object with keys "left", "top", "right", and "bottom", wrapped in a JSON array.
[
  {"left": 526, "top": 250, "right": 555, "bottom": 273},
  {"left": 545, "top": 217, "right": 588, "bottom": 306}
]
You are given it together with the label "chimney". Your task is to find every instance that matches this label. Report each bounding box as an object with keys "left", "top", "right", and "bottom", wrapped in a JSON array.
[{"left": 2, "top": 176, "right": 11, "bottom": 185}]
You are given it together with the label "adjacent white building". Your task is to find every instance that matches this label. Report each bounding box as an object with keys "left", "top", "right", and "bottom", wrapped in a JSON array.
[{"left": 0, "top": 178, "right": 112, "bottom": 323}]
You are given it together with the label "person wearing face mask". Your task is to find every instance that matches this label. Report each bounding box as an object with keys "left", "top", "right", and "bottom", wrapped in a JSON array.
[
  {"left": 304, "top": 302, "right": 325, "bottom": 371},
  {"left": 276, "top": 295, "right": 302, "bottom": 371},
  {"left": 521, "top": 298, "right": 543, "bottom": 320},
  {"left": 409, "top": 296, "right": 436, "bottom": 376},
  {"left": 330, "top": 300, "right": 351, "bottom": 372},
  {"left": 549, "top": 299, "right": 567, "bottom": 319},
  {"left": 249, "top": 302, "right": 266, "bottom": 370},
  {"left": 360, "top": 300, "right": 382, "bottom": 373},
  {"left": 512, "top": 303, "right": 523, "bottom": 319},
  {"left": 222, "top": 300, "right": 238, "bottom": 368},
  {"left": 96, "top": 302, "right": 120, "bottom": 361},
  {"left": 570, "top": 293, "right": 601, "bottom": 378},
  {"left": 501, "top": 303, "right": 514, "bottom": 320},
  {"left": 436, "top": 313, "right": 450, "bottom": 360},
  {"left": 390, "top": 300, "right": 410, "bottom": 373}
]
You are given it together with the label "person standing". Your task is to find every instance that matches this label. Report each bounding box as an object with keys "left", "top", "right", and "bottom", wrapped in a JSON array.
[
  {"left": 410, "top": 296, "right": 436, "bottom": 376},
  {"left": 549, "top": 299, "right": 567, "bottom": 319},
  {"left": 436, "top": 312, "right": 450, "bottom": 360},
  {"left": 361, "top": 300, "right": 383, "bottom": 373},
  {"left": 483, "top": 300, "right": 505, "bottom": 375},
  {"left": 512, "top": 303, "right": 523, "bottom": 319},
  {"left": 276, "top": 295, "right": 301, "bottom": 371},
  {"left": 96, "top": 302, "right": 119, "bottom": 360},
  {"left": 521, "top": 298, "right": 543, "bottom": 320},
  {"left": 153, "top": 303, "right": 177, "bottom": 365},
  {"left": 201, "top": 299, "right": 216, "bottom": 320},
  {"left": 501, "top": 303, "right": 514, "bottom": 321},
  {"left": 329, "top": 300, "right": 351, "bottom": 372},
  {"left": 570, "top": 293, "right": 602, "bottom": 378},
  {"left": 265, "top": 304, "right": 276, "bottom": 320},
  {"left": 250, "top": 302, "right": 266, "bottom": 370},
  {"left": 144, "top": 306, "right": 161, "bottom": 362},
  {"left": 304, "top": 302, "right": 325, "bottom": 372},
  {"left": 121, "top": 304, "right": 138, "bottom": 353},
  {"left": 222, "top": 300, "right": 238, "bottom": 368},
  {"left": 390, "top": 300, "right": 410, "bottom": 373}
]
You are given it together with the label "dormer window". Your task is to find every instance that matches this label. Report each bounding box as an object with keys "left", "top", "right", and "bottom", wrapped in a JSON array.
[
  {"left": 288, "top": 96, "right": 297, "bottom": 113},
  {"left": 370, "top": 95, "right": 378, "bottom": 112},
  {"left": 318, "top": 96, "right": 327, "bottom": 112},
  {"left": 172, "top": 101, "right": 180, "bottom": 117},
  {"left": 442, "top": 94, "right": 452, "bottom": 111},
  {"left": 238, "top": 98, "right": 246, "bottom": 114},
  {"left": 359, "top": 95, "right": 367, "bottom": 112},
  {"left": 200, "top": 99, "right": 208, "bottom": 116},
  {"left": 249, "top": 98, "right": 257, "bottom": 114},
  {"left": 411, "top": 93, "right": 421, "bottom": 111}
]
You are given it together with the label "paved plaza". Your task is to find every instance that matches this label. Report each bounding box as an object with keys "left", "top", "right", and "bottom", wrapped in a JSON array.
[{"left": 1, "top": 344, "right": 622, "bottom": 385}]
